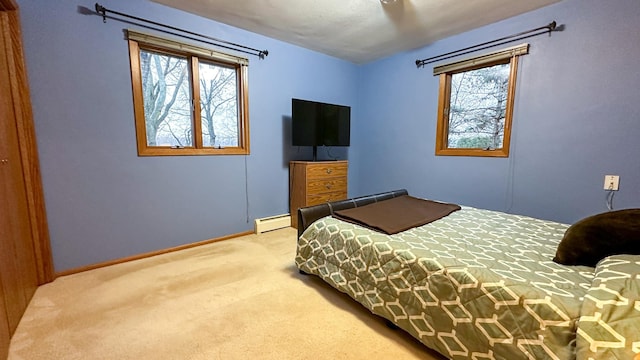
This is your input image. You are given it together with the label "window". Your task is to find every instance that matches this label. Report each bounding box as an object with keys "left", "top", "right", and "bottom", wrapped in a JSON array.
[
  {"left": 434, "top": 44, "right": 528, "bottom": 157},
  {"left": 127, "top": 30, "right": 250, "bottom": 156}
]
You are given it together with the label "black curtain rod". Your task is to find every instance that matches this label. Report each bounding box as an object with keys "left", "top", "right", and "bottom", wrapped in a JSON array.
[
  {"left": 416, "top": 21, "right": 559, "bottom": 68},
  {"left": 93, "top": 3, "right": 268, "bottom": 59}
]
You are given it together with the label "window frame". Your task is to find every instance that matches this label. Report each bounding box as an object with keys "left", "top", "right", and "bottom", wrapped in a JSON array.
[
  {"left": 434, "top": 44, "right": 527, "bottom": 157},
  {"left": 127, "top": 31, "right": 250, "bottom": 156}
]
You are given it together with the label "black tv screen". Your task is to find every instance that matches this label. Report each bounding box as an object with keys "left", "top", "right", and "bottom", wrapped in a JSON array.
[{"left": 292, "top": 98, "right": 350, "bottom": 147}]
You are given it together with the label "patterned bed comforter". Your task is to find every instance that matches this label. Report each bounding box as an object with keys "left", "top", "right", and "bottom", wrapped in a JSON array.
[
  {"left": 295, "top": 206, "right": 640, "bottom": 360},
  {"left": 577, "top": 255, "right": 640, "bottom": 359}
]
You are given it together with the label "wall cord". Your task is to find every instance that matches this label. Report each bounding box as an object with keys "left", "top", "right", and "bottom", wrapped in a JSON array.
[
  {"left": 245, "top": 155, "right": 250, "bottom": 223},
  {"left": 605, "top": 189, "right": 615, "bottom": 211}
]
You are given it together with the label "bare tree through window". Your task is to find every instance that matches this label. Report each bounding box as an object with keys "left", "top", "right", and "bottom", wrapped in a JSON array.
[
  {"left": 140, "top": 50, "right": 191, "bottom": 147},
  {"left": 198, "top": 61, "right": 238, "bottom": 147},
  {"left": 447, "top": 63, "right": 510, "bottom": 150},
  {"left": 435, "top": 48, "right": 523, "bottom": 157},
  {"left": 128, "top": 31, "right": 250, "bottom": 156}
]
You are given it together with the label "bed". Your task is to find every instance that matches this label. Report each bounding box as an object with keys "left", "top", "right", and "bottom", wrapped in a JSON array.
[{"left": 295, "top": 189, "right": 640, "bottom": 360}]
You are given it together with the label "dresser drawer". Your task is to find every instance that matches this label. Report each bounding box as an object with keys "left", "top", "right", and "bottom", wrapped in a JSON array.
[
  {"left": 307, "top": 191, "right": 348, "bottom": 206},
  {"left": 306, "top": 178, "right": 347, "bottom": 194},
  {"left": 306, "top": 163, "right": 348, "bottom": 180}
]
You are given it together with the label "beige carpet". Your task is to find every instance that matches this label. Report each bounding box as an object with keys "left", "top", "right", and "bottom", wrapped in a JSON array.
[{"left": 8, "top": 228, "right": 445, "bottom": 360}]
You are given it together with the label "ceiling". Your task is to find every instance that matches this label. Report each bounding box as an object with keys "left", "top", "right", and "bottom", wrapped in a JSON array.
[{"left": 151, "top": 0, "right": 563, "bottom": 64}]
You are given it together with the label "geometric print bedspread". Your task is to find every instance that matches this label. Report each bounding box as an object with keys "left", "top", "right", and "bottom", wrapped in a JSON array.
[
  {"left": 577, "top": 255, "right": 640, "bottom": 360},
  {"left": 295, "top": 207, "right": 599, "bottom": 360}
]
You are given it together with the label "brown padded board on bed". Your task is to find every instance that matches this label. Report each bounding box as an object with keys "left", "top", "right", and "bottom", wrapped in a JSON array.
[
  {"left": 296, "top": 189, "right": 408, "bottom": 237},
  {"left": 333, "top": 195, "right": 461, "bottom": 234}
]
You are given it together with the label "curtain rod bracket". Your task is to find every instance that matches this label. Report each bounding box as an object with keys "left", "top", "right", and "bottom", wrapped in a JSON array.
[{"left": 95, "top": 3, "right": 106, "bottom": 23}]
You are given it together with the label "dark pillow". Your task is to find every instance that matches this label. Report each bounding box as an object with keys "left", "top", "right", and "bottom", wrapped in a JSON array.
[{"left": 553, "top": 209, "right": 640, "bottom": 267}]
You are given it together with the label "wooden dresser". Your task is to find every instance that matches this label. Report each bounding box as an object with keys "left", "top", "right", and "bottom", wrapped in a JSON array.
[{"left": 289, "top": 160, "right": 348, "bottom": 229}]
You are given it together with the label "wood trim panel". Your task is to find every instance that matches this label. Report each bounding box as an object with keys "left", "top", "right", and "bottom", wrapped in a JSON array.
[
  {"left": 127, "top": 29, "right": 249, "bottom": 66},
  {"left": 191, "top": 57, "right": 204, "bottom": 149},
  {"left": 56, "top": 230, "right": 253, "bottom": 277},
  {"left": 500, "top": 55, "right": 519, "bottom": 157},
  {"left": 2, "top": 8, "right": 54, "bottom": 284},
  {"left": 238, "top": 64, "right": 250, "bottom": 153},
  {"left": 136, "top": 146, "right": 250, "bottom": 156},
  {"left": 0, "top": 3, "right": 53, "bottom": 354},
  {"left": 433, "top": 43, "right": 528, "bottom": 75},
  {"left": 0, "top": 6, "right": 40, "bottom": 339},
  {"left": 128, "top": 39, "right": 147, "bottom": 156},
  {"left": 434, "top": 73, "right": 449, "bottom": 155},
  {"left": 0, "top": 9, "right": 26, "bottom": 335},
  {"left": 0, "top": 0, "right": 17, "bottom": 12},
  {"left": 0, "top": 276, "right": 8, "bottom": 359}
]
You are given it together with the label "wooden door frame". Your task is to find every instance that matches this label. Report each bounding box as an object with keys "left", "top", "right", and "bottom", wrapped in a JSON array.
[
  {"left": 0, "top": 0, "right": 15, "bottom": 11},
  {"left": 1, "top": 0, "right": 54, "bottom": 283}
]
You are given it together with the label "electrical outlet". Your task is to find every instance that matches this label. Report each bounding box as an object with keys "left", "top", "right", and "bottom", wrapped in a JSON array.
[{"left": 603, "top": 175, "right": 620, "bottom": 191}]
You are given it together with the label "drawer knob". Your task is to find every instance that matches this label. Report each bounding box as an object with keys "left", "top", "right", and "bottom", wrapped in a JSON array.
[
  {"left": 326, "top": 168, "right": 332, "bottom": 174},
  {"left": 325, "top": 183, "right": 332, "bottom": 189}
]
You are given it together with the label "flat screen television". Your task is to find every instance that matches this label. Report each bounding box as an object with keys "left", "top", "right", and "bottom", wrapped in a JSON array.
[{"left": 291, "top": 98, "right": 350, "bottom": 161}]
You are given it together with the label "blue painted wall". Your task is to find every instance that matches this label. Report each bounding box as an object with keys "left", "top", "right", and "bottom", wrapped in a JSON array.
[
  {"left": 18, "top": 0, "right": 640, "bottom": 271},
  {"left": 18, "top": 0, "right": 357, "bottom": 271},
  {"left": 352, "top": 0, "right": 640, "bottom": 224}
]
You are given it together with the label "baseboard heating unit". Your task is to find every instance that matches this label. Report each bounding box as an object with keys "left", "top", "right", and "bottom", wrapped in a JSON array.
[{"left": 254, "top": 214, "right": 291, "bottom": 234}]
